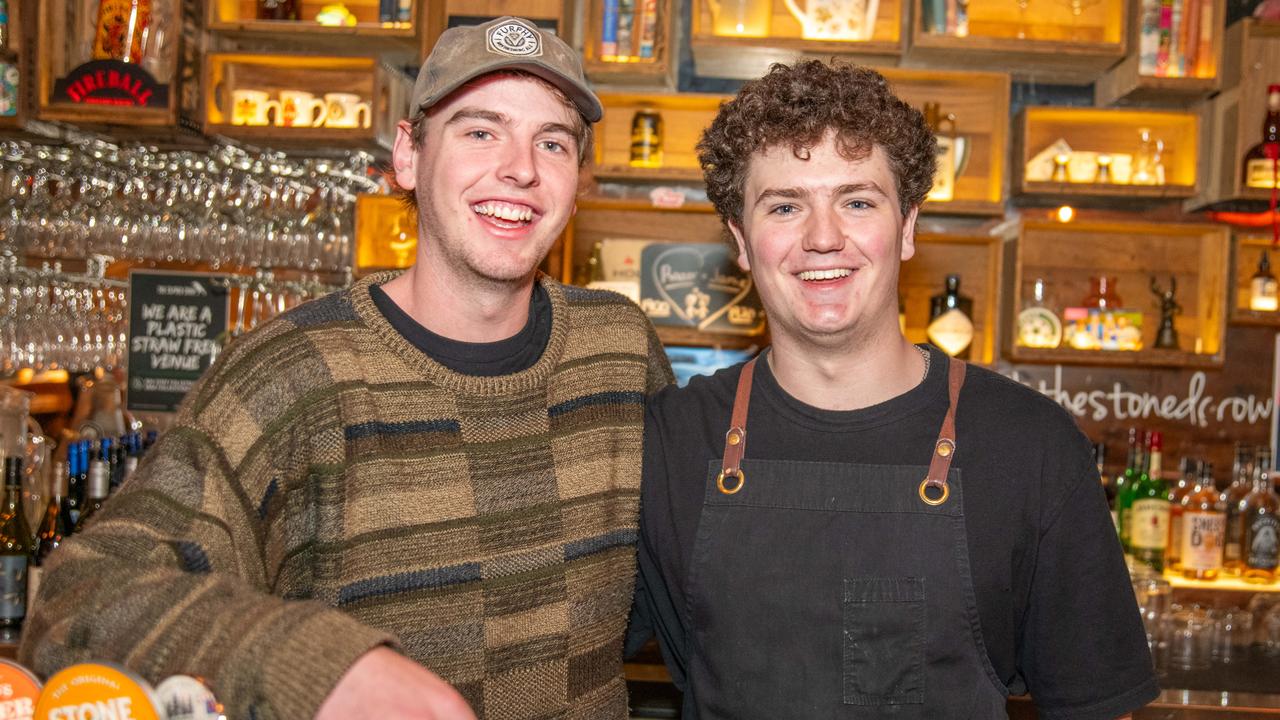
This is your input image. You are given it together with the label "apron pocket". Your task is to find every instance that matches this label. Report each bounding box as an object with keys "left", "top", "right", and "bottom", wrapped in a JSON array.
[{"left": 841, "top": 577, "right": 925, "bottom": 706}]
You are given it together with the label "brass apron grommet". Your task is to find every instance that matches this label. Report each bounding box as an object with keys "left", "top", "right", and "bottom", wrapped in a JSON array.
[
  {"left": 717, "top": 469, "right": 745, "bottom": 495},
  {"left": 918, "top": 478, "right": 949, "bottom": 506}
]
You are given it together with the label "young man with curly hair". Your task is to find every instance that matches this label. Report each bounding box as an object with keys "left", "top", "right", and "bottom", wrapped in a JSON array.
[{"left": 628, "top": 60, "right": 1157, "bottom": 719}]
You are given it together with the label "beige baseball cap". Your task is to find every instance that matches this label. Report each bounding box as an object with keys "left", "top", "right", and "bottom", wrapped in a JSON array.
[{"left": 411, "top": 16, "right": 603, "bottom": 123}]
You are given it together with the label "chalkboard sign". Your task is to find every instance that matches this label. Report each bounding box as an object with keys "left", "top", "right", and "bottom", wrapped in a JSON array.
[{"left": 127, "top": 271, "right": 229, "bottom": 413}]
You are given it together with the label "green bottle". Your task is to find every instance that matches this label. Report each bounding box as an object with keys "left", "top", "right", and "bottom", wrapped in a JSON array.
[
  {"left": 1115, "top": 427, "right": 1139, "bottom": 547},
  {"left": 1130, "top": 430, "right": 1170, "bottom": 572}
]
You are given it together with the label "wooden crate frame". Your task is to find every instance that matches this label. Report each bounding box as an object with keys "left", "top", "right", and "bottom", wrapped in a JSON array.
[
  {"left": 687, "top": 0, "right": 904, "bottom": 80},
  {"left": 904, "top": 233, "right": 1004, "bottom": 365},
  {"left": 1003, "top": 220, "right": 1230, "bottom": 368},
  {"left": 1015, "top": 106, "right": 1199, "bottom": 201},
  {"left": 592, "top": 92, "right": 727, "bottom": 184},
  {"left": 582, "top": 0, "right": 676, "bottom": 86},
  {"left": 1094, "top": 0, "right": 1224, "bottom": 107},
  {"left": 1231, "top": 234, "right": 1280, "bottom": 327},
  {"left": 201, "top": 53, "right": 409, "bottom": 151},
  {"left": 905, "top": 0, "right": 1125, "bottom": 84}
]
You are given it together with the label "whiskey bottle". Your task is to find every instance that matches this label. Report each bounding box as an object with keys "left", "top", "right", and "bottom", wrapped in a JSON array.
[
  {"left": 1130, "top": 431, "right": 1170, "bottom": 571},
  {"left": 1166, "top": 456, "right": 1198, "bottom": 572},
  {"left": 1251, "top": 251, "right": 1279, "bottom": 312},
  {"left": 1181, "top": 461, "right": 1225, "bottom": 582},
  {"left": 1223, "top": 444, "right": 1255, "bottom": 576},
  {"left": 0, "top": 457, "right": 30, "bottom": 633},
  {"left": 927, "top": 274, "right": 974, "bottom": 359},
  {"left": 1242, "top": 448, "right": 1279, "bottom": 584},
  {"left": 29, "top": 461, "right": 70, "bottom": 611},
  {"left": 74, "top": 445, "right": 110, "bottom": 532},
  {"left": 92, "top": 0, "right": 153, "bottom": 64},
  {"left": 1116, "top": 427, "right": 1142, "bottom": 551},
  {"left": 1244, "top": 84, "right": 1280, "bottom": 190}
]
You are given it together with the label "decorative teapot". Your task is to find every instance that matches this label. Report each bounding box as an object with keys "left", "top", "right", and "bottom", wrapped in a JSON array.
[{"left": 782, "top": 0, "right": 879, "bottom": 40}]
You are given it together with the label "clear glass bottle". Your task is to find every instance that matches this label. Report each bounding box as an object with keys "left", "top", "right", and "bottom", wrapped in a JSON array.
[
  {"left": 1017, "top": 278, "right": 1062, "bottom": 349},
  {"left": 1223, "top": 444, "right": 1255, "bottom": 576},
  {"left": 927, "top": 274, "right": 974, "bottom": 359},
  {"left": 1181, "top": 461, "right": 1225, "bottom": 582},
  {"left": 1242, "top": 448, "right": 1280, "bottom": 584},
  {"left": 1167, "top": 456, "right": 1198, "bottom": 572}
]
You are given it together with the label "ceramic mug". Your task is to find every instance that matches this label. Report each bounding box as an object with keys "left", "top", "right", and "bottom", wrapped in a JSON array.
[
  {"left": 782, "top": 0, "right": 879, "bottom": 39},
  {"left": 324, "top": 93, "right": 371, "bottom": 129},
  {"left": 231, "top": 89, "right": 279, "bottom": 127},
  {"left": 278, "top": 90, "right": 327, "bottom": 128}
]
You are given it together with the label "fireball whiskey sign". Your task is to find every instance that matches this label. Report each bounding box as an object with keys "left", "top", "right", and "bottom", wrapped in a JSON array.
[{"left": 52, "top": 59, "right": 168, "bottom": 108}]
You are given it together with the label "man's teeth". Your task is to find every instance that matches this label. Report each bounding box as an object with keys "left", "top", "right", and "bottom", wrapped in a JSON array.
[
  {"left": 473, "top": 203, "right": 534, "bottom": 222},
  {"left": 797, "top": 268, "right": 852, "bottom": 281}
]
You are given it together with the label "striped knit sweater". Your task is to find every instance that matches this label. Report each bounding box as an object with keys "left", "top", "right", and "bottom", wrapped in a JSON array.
[{"left": 20, "top": 271, "right": 674, "bottom": 720}]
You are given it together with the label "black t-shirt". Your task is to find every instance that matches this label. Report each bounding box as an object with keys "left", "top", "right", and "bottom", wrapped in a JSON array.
[
  {"left": 631, "top": 344, "right": 1159, "bottom": 719},
  {"left": 369, "top": 282, "right": 551, "bottom": 376}
]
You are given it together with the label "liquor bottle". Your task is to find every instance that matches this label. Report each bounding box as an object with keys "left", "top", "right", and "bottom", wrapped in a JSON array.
[
  {"left": 144, "top": 429, "right": 158, "bottom": 452},
  {"left": 92, "top": 0, "right": 153, "bottom": 64},
  {"left": 927, "top": 274, "right": 974, "bottom": 359},
  {"left": 0, "top": 457, "right": 30, "bottom": 633},
  {"left": 1242, "top": 448, "right": 1280, "bottom": 584},
  {"left": 63, "top": 442, "right": 83, "bottom": 528},
  {"left": 74, "top": 454, "right": 110, "bottom": 533},
  {"left": 1116, "top": 428, "right": 1142, "bottom": 551},
  {"left": 379, "top": 0, "right": 397, "bottom": 23},
  {"left": 1223, "top": 444, "right": 1255, "bottom": 576},
  {"left": 1181, "top": 461, "right": 1225, "bottom": 582},
  {"left": 1166, "top": 456, "right": 1198, "bottom": 572},
  {"left": 108, "top": 437, "right": 124, "bottom": 492},
  {"left": 1245, "top": 84, "right": 1280, "bottom": 189},
  {"left": 30, "top": 461, "right": 71, "bottom": 611},
  {"left": 1130, "top": 431, "right": 1170, "bottom": 572},
  {"left": 630, "top": 109, "right": 663, "bottom": 169},
  {"left": 1016, "top": 278, "right": 1062, "bottom": 349},
  {"left": 1251, "top": 251, "right": 1279, "bottom": 312},
  {"left": 257, "top": 0, "right": 300, "bottom": 20}
]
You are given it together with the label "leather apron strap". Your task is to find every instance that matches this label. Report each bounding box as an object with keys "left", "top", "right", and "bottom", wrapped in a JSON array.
[{"left": 718, "top": 353, "right": 968, "bottom": 506}]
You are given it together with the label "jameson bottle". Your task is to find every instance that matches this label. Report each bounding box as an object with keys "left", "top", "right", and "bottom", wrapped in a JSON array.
[
  {"left": 1242, "top": 448, "right": 1280, "bottom": 584},
  {"left": 927, "top": 274, "right": 974, "bottom": 359},
  {"left": 1166, "top": 456, "right": 1198, "bottom": 572},
  {"left": 1116, "top": 428, "right": 1142, "bottom": 552},
  {"left": 75, "top": 444, "right": 111, "bottom": 533},
  {"left": 1244, "top": 84, "right": 1280, "bottom": 190},
  {"left": 1180, "top": 461, "right": 1225, "bottom": 582},
  {"left": 1130, "top": 431, "right": 1170, "bottom": 572},
  {"left": 0, "top": 457, "right": 30, "bottom": 633},
  {"left": 1223, "top": 444, "right": 1255, "bottom": 576}
]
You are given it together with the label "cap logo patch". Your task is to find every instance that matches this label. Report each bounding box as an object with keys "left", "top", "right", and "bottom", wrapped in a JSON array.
[{"left": 487, "top": 21, "right": 542, "bottom": 57}]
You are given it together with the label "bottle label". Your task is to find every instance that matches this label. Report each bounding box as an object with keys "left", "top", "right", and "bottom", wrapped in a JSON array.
[
  {"left": 1246, "top": 157, "right": 1280, "bottom": 189},
  {"left": 1130, "top": 498, "right": 1170, "bottom": 550},
  {"left": 1181, "top": 510, "right": 1226, "bottom": 571},
  {"left": 1247, "top": 514, "right": 1280, "bottom": 570},
  {"left": 927, "top": 309, "right": 973, "bottom": 357},
  {"left": 0, "top": 555, "right": 26, "bottom": 620}
]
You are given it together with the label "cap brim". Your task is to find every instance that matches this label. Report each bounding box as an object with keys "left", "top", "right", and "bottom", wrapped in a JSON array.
[{"left": 417, "top": 58, "right": 603, "bottom": 123}]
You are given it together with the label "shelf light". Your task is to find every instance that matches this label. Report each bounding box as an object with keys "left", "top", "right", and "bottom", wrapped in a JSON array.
[{"left": 1055, "top": 205, "right": 1075, "bottom": 223}]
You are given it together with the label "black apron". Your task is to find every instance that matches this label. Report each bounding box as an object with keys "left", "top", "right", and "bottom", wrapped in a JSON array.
[{"left": 684, "top": 355, "right": 1009, "bottom": 719}]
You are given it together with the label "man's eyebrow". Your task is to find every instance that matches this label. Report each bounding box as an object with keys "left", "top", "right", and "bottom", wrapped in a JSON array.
[
  {"left": 444, "top": 108, "right": 508, "bottom": 126},
  {"left": 834, "top": 181, "right": 889, "bottom": 198},
  {"left": 540, "top": 122, "right": 577, "bottom": 138},
  {"left": 753, "top": 187, "right": 808, "bottom": 206}
]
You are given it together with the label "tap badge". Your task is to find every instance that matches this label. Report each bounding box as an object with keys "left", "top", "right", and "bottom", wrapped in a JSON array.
[{"left": 487, "top": 21, "right": 542, "bottom": 57}]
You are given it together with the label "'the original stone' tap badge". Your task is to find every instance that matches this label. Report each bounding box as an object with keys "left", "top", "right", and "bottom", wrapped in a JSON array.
[{"left": 639, "top": 243, "right": 766, "bottom": 336}]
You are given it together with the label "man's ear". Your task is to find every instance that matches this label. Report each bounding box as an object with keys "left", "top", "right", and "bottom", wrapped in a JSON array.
[
  {"left": 729, "top": 220, "right": 751, "bottom": 273},
  {"left": 900, "top": 205, "right": 920, "bottom": 262},
  {"left": 391, "top": 120, "right": 418, "bottom": 192}
]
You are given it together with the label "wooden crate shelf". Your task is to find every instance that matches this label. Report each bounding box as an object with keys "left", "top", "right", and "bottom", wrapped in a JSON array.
[
  {"left": 1016, "top": 107, "right": 1199, "bottom": 200},
  {"left": 424, "top": 2, "right": 569, "bottom": 66},
  {"left": 1232, "top": 235, "right": 1280, "bottom": 327},
  {"left": 592, "top": 92, "right": 728, "bottom": 184},
  {"left": 1094, "top": 0, "right": 1223, "bottom": 107},
  {"left": 1187, "top": 20, "right": 1280, "bottom": 210},
  {"left": 582, "top": 0, "right": 675, "bottom": 86},
  {"left": 905, "top": 0, "right": 1125, "bottom": 83},
  {"left": 1003, "top": 221, "right": 1230, "bottom": 369},
  {"left": 688, "top": 0, "right": 903, "bottom": 80},
  {"left": 903, "top": 233, "right": 1004, "bottom": 365},
  {"left": 210, "top": 0, "right": 418, "bottom": 31},
  {"left": 201, "top": 53, "right": 409, "bottom": 152}
]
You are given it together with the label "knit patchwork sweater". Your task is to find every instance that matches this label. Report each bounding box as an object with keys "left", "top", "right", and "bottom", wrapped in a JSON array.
[{"left": 20, "top": 271, "right": 674, "bottom": 720}]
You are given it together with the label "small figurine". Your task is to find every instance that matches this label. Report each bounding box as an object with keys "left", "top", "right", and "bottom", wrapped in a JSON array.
[{"left": 1150, "top": 275, "right": 1180, "bottom": 350}]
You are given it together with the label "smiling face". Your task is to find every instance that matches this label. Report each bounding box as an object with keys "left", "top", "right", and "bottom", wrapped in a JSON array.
[
  {"left": 730, "top": 133, "right": 917, "bottom": 350},
  {"left": 392, "top": 74, "right": 582, "bottom": 288}
]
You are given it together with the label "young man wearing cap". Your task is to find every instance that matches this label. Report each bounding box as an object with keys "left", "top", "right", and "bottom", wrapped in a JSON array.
[
  {"left": 629, "top": 60, "right": 1156, "bottom": 719},
  {"left": 24, "top": 17, "right": 672, "bottom": 720}
]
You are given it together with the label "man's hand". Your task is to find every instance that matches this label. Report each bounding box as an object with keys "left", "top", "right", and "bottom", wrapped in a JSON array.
[{"left": 316, "top": 647, "right": 477, "bottom": 720}]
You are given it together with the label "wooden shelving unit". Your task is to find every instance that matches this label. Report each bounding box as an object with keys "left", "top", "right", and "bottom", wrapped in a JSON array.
[
  {"left": 905, "top": 0, "right": 1125, "bottom": 83},
  {"left": 1003, "top": 221, "right": 1230, "bottom": 369},
  {"left": 1016, "top": 106, "right": 1199, "bottom": 202},
  {"left": 1094, "top": 0, "right": 1224, "bottom": 107},
  {"left": 592, "top": 92, "right": 728, "bottom": 183},
  {"left": 688, "top": 0, "right": 903, "bottom": 80},
  {"left": 1188, "top": 20, "right": 1280, "bottom": 211},
  {"left": 582, "top": 0, "right": 676, "bottom": 86},
  {"left": 1232, "top": 235, "right": 1280, "bottom": 327},
  {"left": 201, "top": 53, "right": 409, "bottom": 151},
  {"left": 209, "top": 0, "right": 418, "bottom": 35},
  {"left": 904, "top": 233, "right": 1004, "bottom": 365}
]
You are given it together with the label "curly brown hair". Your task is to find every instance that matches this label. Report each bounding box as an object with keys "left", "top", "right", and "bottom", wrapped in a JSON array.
[{"left": 698, "top": 60, "right": 936, "bottom": 225}]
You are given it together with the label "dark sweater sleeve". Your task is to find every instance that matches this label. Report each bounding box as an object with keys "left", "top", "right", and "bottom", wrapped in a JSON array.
[{"left": 19, "top": 334, "right": 395, "bottom": 720}]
